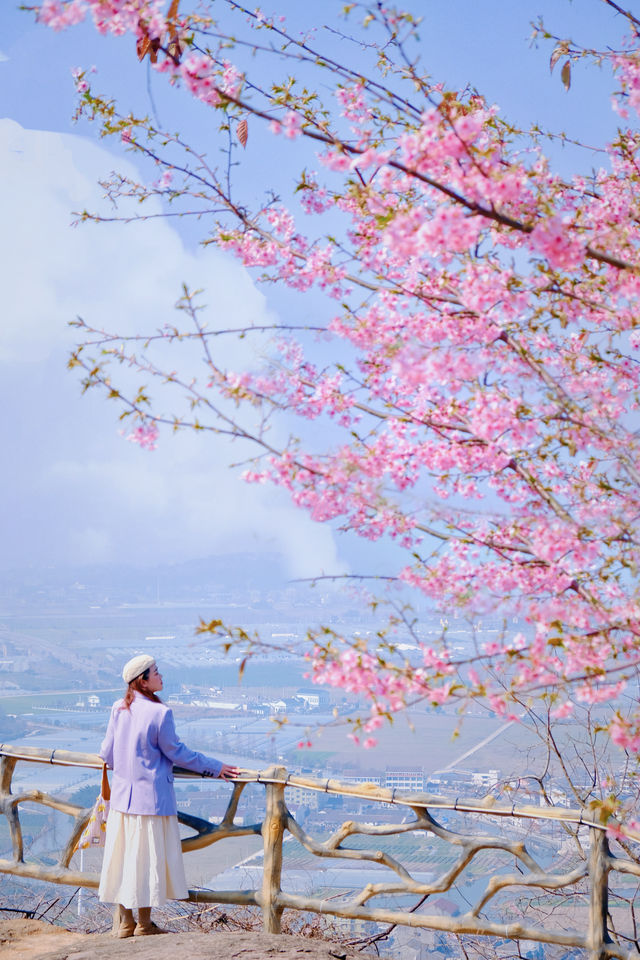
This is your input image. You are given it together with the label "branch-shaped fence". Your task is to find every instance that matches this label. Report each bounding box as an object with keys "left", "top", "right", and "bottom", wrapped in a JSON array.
[{"left": 1, "top": 742, "right": 639, "bottom": 959}]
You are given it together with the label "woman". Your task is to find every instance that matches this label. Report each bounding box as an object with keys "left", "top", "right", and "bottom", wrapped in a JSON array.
[{"left": 98, "top": 653, "right": 239, "bottom": 937}]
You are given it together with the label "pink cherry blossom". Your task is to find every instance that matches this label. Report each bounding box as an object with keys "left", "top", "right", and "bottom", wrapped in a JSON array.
[
  {"left": 38, "top": 0, "right": 86, "bottom": 30},
  {"left": 128, "top": 422, "right": 159, "bottom": 450}
]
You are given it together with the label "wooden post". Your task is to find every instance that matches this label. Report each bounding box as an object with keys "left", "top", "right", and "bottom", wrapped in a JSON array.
[
  {"left": 587, "top": 828, "right": 611, "bottom": 960},
  {"left": 0, "top": 756, "right": 23, "bottom": 863},
  {"left": 261, "top": 765, "right": 287, "bottom": 934}
]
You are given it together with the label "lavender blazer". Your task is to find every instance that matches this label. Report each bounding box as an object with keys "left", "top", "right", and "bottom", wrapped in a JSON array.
[{"left": 99, "top": 693, "right": 223, "bottom": 816}]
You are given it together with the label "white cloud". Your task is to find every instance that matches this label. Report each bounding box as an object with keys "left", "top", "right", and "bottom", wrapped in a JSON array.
[{"left": 0, "top": 119, "right": 343, "bottom": 576}]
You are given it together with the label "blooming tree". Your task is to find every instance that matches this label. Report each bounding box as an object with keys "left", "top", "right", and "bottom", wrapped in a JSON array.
[{"left": 32, "top": 1, "right": 640, "bottom": 764}]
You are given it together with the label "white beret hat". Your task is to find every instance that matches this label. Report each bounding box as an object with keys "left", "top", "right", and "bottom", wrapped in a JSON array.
[{"left": 122, "top": 654, "right": 156, "bottom": 684}]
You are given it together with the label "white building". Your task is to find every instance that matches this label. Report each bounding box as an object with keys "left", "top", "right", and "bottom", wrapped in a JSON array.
[
  {"left": 471, "top": 769, "right": 500, "bottom": 788},
  {"left": 268, "top": 699, "right": 287, "bottom": 714},
  {"left": 286, "top": 786, "right": 319, "bottom": 809},
  {"left": 385, "top": 767, "right": 425, "bottom": 792}
]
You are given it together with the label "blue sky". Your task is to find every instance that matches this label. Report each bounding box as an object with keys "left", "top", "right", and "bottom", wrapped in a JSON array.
[{"left": 0, "top": 1, "right": 630, "bottom": 575}]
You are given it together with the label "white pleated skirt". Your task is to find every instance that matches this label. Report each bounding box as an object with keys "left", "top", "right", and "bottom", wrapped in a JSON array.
[{"left": 98, "top": 809, "right": 188, "bottom": 908}]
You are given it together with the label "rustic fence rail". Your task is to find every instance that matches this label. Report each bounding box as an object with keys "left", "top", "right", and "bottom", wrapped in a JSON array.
[{"left": 1, "top": 742, "right": 640, "bottom": 959}]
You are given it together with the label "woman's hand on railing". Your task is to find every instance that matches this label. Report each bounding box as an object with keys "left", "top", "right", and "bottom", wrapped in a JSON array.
[{"left": 218, "top": 764, "right": 240, "bottom": 780}]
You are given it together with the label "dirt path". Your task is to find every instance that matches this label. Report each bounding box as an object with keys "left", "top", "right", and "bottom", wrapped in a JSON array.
[
  {"left": 0, "top": 918, "right": 88, "bottom": 959},
  {"left": 0, "top": 918, "right": 386, "bottom": 960}
]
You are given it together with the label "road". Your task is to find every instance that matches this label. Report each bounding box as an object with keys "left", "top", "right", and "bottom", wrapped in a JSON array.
[
  {"left": 433, "top": 719, "right": 516, "bottom": 773},
  {"left": 0, "top": 687, "right": 120, "bottom": 702}
]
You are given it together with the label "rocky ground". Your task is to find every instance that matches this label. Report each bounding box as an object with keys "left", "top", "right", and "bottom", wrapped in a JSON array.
[{"left": 0, "top": 918, "right": 389, "bottom": 960}]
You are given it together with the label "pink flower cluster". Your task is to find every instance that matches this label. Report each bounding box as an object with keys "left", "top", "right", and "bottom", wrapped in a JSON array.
[
  {"left": 270, "top": 111, "right": 303, "bottom": 139},
  {"left": 336, "top": 84, "right": 367, "bottom": 122},
  {"left": 39, "top": 0, "right": 164, "bottom": 36},
  {"left": 530, "top": 216, "right": 584, "bottom": 270},
  {"left": 128, "top": 422, "right": 159, "bottom": 450},
  {"left": 38, "top": 0, "right": 86, "bottom": 29},
  {"left": 613, "top": 50, "right": 640, "bottom": 119},
  {"left": 177, "top": 53, "right": 222, "bottom": 107}
]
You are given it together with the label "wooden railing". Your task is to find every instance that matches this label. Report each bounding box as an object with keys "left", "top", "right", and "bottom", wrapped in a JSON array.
[{"left": 1, "top": 742, "right": 640, "bottom": 959}]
